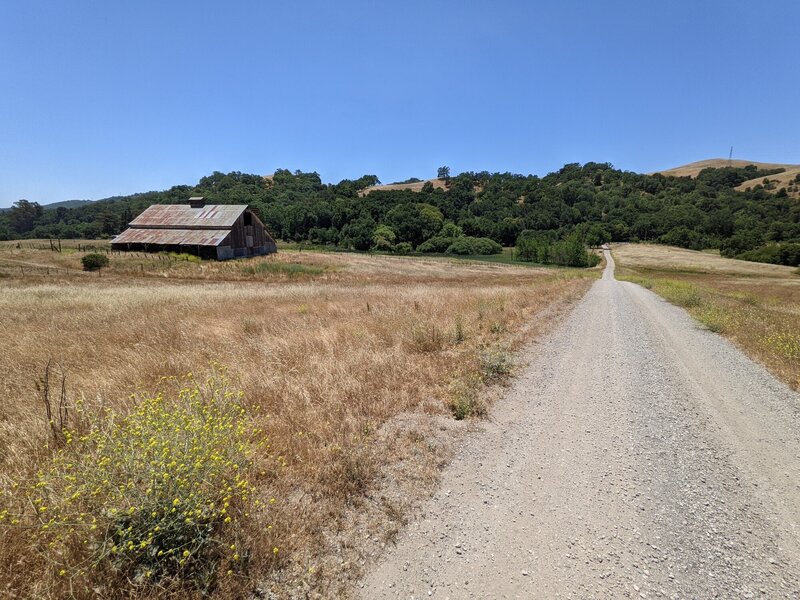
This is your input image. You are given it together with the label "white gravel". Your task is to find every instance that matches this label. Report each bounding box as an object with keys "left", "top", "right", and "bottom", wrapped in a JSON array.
[{"left": 358, "top": 250, "right": 800, "bottom": 599}]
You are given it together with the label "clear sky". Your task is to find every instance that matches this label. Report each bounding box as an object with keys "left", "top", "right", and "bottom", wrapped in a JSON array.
[{"left": 1, "top": 0, "right": 799, "bottom": 207}]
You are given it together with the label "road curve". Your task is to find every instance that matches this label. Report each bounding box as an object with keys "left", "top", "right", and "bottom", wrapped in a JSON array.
[{"left": 359, "top": 250, "right": 800, "bottom": 599}]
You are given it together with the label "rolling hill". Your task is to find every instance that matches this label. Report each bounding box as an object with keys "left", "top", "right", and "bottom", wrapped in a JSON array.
[
  {"left": 654, "top": 159, "right": 800, "bottom": 198},
  {"left": 359, "top": 178, "right": 447, "bottom": 196},
  {"left": 42, "top": 199, "right": 96, "bottom": 210}
]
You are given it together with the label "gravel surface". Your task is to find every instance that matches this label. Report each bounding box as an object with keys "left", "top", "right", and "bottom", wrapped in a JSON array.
[{"left": 358, "top": 250, "right": 800, "bottom": 599}]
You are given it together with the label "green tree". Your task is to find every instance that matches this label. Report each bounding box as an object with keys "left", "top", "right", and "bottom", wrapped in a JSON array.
[
  {"left": 8, "top": 199, "right": 43, "bottom": 234},
  {"left": 439, "top": 221, "right": 464, "bottom": 238},
  {"left": 386, "top": 203, "right": 443, "bottom": 247},
  {"left": 372, "top": 224, "right": 397, "bottom": 251}
]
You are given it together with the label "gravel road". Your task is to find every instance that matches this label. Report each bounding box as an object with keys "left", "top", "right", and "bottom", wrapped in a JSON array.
[{"left": 359, "top": 250, "right": 800, "bottom": 599}]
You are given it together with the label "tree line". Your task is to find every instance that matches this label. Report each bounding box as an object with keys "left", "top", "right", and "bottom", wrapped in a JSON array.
[{"left": 2, "top": 163, "right": 799, "bottom": 266}]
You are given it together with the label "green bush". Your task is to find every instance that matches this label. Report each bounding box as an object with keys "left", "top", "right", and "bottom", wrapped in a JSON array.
[
  {"left": 81, "top": 253, "right": 109, "bottom": 270},
  {"left": 392, "top": 242, "right": 414, "bottom": 255},
  {"left": 515, "top": 231, "right": 596, "bottom": 267},
  {"left": 416, "top": 237, "right": 454, "bottom": 253},
  {"left": 738, "top": 243, "right": 800, "bottom": 266},
  {"left": 445, "top": 236, "right": 502, "bottom": 255}
]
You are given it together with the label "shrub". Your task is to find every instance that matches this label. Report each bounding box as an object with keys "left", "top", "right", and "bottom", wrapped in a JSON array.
[
  {"left": 479, "top": 346, "right": 514, "bottom": 380},
  {"left": 516, "top": 236, "right": 548, "bottom": 262},
  {"left": 416, "top": 237, "right": 453, "bottom": 253},
  {"left": 81, "top": 253, "right": 109, "bottom": 271},
  {"left": 448, "top": 375, "right": 486, "bottom": 420},
  {"left": 445, "top": 236, "right": 502, "bottom": 255},
  {"left": 516, "top": 231, "right": 597, "bottom": 266},
  {"left": 738, "top": 243, "right": 800, "bottom": 266},
  {"left": 18, "top": 369, "right": 263, "bottom": 594},
  {"left": 439, "top": 222, "right": 464, "bottom": 238},
  {"left": 392, "top": 242, "right": 413, "bottom": 255}
]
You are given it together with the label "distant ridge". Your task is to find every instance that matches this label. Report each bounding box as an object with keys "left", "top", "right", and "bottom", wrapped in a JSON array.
[
  {"left": 653, "top": 158, "right": 800, "bottom": 178},
  {"left": 654, "top": 159, "right": 800, "bottom": 198},
  {"left": 42, "top": 199, "right": 96, "bottom": 210}
]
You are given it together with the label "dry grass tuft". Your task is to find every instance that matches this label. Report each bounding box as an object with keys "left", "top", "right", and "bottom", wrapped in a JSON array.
[{"left": 0, "top": 244, "right": 593, "bottom": 598}]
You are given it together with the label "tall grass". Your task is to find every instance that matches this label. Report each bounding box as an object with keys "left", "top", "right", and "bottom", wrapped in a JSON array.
[{"left": 0, "top": 249, "right": 593, "bottom": 598}]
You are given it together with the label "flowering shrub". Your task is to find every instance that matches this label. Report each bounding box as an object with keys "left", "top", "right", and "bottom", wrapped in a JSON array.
[{"left": 25, "top": 369, "right": 264, "bottom": 592}]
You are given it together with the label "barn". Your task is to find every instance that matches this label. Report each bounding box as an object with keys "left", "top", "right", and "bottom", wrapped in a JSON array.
[{"left": 111, "top": 197, "right": 277, "bottom": 260}]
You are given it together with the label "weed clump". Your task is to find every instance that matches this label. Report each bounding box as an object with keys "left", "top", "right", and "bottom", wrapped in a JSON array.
[
  {"left": 449, "top": 375, "right": 486, "bottom": 420},
  {"left": 242, "top": 261, "right": 324, "bottom": 277},
  {"left": 660, "top": 280, "right": 702, "bottom": 307},
  {"left": 14, "top": 369, "right": 264, "bottom": 595},
  {"left": 479, "top": 346, "right": 514, "bottom": 381}
]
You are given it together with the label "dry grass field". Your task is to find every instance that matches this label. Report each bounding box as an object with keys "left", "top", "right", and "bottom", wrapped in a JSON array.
[
  {"left": 614, "top": 243, "right": 800, "bottom": 390},
  {"left": 612, "top": 243, "right": 796, "bottom": 277},
  {"left": 0, "top": 241, "right": 594, "bottom": 598}
]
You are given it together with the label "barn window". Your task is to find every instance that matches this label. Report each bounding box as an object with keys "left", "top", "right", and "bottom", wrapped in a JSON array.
[{"left": 243, "top": 211, "right": 253, "bottom": 226}]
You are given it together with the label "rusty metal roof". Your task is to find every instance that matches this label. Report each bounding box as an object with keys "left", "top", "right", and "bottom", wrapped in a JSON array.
[
  {"left": 129, "top": 204, "right": 247, "bottom": 229},
  {"left": 112, "top": 228, "right": 231, "bottom": 246}
]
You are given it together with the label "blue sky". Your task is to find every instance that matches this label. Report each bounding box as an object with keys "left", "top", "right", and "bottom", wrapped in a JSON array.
[{"left": 1, "top": 0, "right": 798, "bottom": 207}]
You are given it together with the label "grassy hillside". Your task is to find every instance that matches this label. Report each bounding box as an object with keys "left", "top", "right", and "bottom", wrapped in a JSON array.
[
  {"left": 736, "top": 167, "right": 800, "bottom": 198},
  {"left": 654, "top": 158, "right": 798, "bottom": 178},
  {"left": 359, "top": 177, "right": 447, "bottom": 195},
  {"left": 655, "top": 159, "right": 800, "bottom": 198}
]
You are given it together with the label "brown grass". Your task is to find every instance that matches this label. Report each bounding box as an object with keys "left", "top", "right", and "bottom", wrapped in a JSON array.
[
  {"left": 652, "top": 158, "right": 800, "bottom": 198},
  {"left": 611, "top": 242, "right": 796, "bottom": 277},
  {"left": 359, "top": 178, "right": 447, "bottom": 196},
  {"left": 0, "top": 243, "right": 593, "bottom": 598},
  {"left": 653, "top": 158, "right": 799, "bottom": 178},
  {"left": 735, "top": 166, "right": 800, "bottom": 198},
  {"left": 614, "top": 243, "right": 800, "bottom": 390}
]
